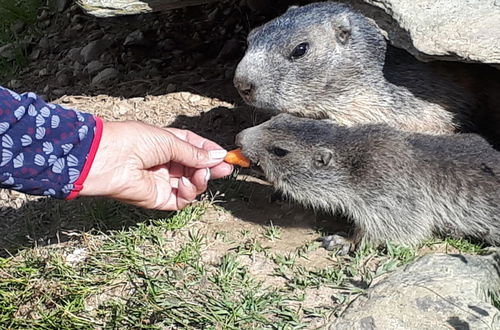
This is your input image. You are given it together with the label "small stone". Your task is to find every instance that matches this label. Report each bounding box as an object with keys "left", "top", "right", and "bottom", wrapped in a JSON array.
[
  {"left": 0, "top": 43, "right": 15, "bottom": 59},
  {"left": 91, "top": 68, "right": 119, "bottom": 85},
  {"left": 38, "top": 20, "right": 51, "bottom": 29},
  {"left": 66, "top": 47, "right": 82, "bottom": 63},
  {"left": 11, "top": 21, "right": 25, "bottom": 34},
  {"left": 207, "top": 8, "right": 219, "bottom": 22},
  {"left": 123, "top": 30, "right": 145, "bottom": 46},
  {"left": 56, "top": 70, "right": 71, "bottom": 86},
  {"left": 43, "top": 85, "right": 50, "bottom": 94},
  {"left": 80, "top": 39, "right": 109, "bottom": 64},
  {"left": 84, "top": 60, "right": 104, "bottom": 75},
  {"left": 166, "top": 83, "right": 176, "bottom": 93},
  {"left": 38, "top": 37, "right": 50, "bottom": 50},
  {"left": 86, "top": 30, "right": 104, "bottom": 41},
  {"left": 71, "top": 23, "right": 83, "bottom": 32},
  {"left": 37, "top": 10, "right": 50, "bottom": 21},
  {"left": 70, "top": 14, "right": 85, "bottom": 24},
  {"left": 29, "top": 49, "right": 41, "bottom": 60},
  {"left": 8, "top": 80, "right": 22, "bottom": 89},
  {"left": 53, "top": 0, "right": 69, "bottom": 12},
  {"left": 157, "top": 39, "right": 176, "bottom": 51},
  {"left": 99, "top": 52, "right": 114, "bottom": 63},
  {"left": 53, "top": 89, "right": 66, "bottom": 97},
  {"left": 38, "top": 68, "right": 49, "bottom": 76},
  {"left": 72, "top": 61, "right": 83, "bottom": 73}
]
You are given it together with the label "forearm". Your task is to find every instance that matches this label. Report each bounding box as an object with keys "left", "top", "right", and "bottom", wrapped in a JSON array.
[{"left": 0, "top": 86, "right": 103, "bottom": 199}]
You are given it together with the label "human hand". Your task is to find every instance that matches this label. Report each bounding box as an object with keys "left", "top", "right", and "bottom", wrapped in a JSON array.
[{"left": 80, "top": 121, "right": 233, "bottom": 210}]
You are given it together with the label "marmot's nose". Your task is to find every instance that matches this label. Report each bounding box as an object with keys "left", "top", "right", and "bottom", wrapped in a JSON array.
[{"left": 233, "top": 76, "right": 255, "bottom": 100}]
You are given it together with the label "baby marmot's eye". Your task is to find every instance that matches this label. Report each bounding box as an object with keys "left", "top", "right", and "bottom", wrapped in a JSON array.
[
  {"left": 290, "top": 42, "right": 309, "bottom": 60},
  {"left": 270, "top": 147, "right": 290, "bottom": 157}
]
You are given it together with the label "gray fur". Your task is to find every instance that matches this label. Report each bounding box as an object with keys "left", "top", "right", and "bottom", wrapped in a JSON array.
[
  {"left": 234, "top": 2, "right": 499, "bottom": 143},
  {"left": 236, "top": 114, "right": 500, "bottom": 247}
]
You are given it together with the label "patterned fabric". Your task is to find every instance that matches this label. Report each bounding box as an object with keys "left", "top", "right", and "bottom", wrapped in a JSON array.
[{"left": 0, "top": 86, "right": 102, "bottom": 199}]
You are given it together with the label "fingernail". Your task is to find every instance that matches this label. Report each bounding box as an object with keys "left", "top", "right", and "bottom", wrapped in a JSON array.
[
  {"left": 181, "top": 176, "right": 191, "bottom": 187},
  {"left": 208, "top": 149, "right": 227, "bottom": 160},
  {"left": 204, "top": 168, "right": 211, "bottom": 183}
]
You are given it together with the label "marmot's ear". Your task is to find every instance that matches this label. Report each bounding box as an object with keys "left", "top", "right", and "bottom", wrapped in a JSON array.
[
  {"left": 334, "top": 14, "right": 352, "bottom": 44},
  {"left": 313, "top": 149, "right": 334, "bottom": 168}
]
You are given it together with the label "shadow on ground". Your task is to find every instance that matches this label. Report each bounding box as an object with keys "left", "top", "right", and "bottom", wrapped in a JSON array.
[{"left": 0, "top": 176, "right": 349, "bottom": 257}]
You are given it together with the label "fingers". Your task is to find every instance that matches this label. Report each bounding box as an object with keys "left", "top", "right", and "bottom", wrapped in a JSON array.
[
  {"left": 166, "top": 128, "right": 228, "bottom": 155},
  {"left": 147, "top": 166, "right": 206, "bottom": 210},
  {"left": 165, "top": 128, "right": 234, "bottom": 178},
  {"left": 210, "top": 162, "right": 234, "bottom": 179},
  {"left": 171, "top": 142, "right": 227, "bottom": 168},
  {"left": 163, "top": 176, "right": 199, "bottom": 210}
]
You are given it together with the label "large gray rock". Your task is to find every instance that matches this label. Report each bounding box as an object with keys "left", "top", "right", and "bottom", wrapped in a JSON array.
[
  {"left": 76, "top": 0, "right": 219, "bottom": 17},
  {"left": 331, "top": 252, "right": 500, "bottom": 329},
  {"left": 345, "top": 0, "right": 500, "bottom": 64}
]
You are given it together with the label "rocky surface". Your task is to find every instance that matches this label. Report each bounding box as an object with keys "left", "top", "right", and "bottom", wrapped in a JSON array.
[
  {"left": 71, "top": 0, "right": 500, "bottom": 65},
  {"left": 76, "top": 0, "right": 220, "bottom": 17},
  {"left": 341, "top": 0, "right": 500, "bottom": 64},
  {"left": 5, "top": 0, "right": 500, "bottom": 100},
  {"left": 331, "top": 251, "right": 500, "bottom": 329},
  {"left": 3, "top": 1, "right": 294, "bottom": 100}
]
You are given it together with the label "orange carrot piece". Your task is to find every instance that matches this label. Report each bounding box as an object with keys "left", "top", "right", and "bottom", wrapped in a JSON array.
[{"left": 224, "top": 148, "right": 251, "bottom": 167}]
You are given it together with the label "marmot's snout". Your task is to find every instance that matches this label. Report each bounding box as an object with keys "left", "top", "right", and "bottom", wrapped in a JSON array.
[{"left": 233, "top": 75, "right": 255, "bottom": 104}]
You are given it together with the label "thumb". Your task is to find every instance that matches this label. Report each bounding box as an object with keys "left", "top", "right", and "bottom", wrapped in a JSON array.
[{"left": 167, "top": 135, "right": 227, "bottom": 168}]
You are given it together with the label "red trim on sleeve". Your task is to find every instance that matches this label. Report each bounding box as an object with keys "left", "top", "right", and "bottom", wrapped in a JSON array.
[{"left": 66, "top": 116, "right": 104, "bottom": 200}]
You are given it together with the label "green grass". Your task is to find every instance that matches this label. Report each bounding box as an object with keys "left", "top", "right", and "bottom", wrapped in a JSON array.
[
  {"left": 0, "top": 202, "right": 315, "bottom": 329},
  {"left": 0, "top": 186, "right": 492, "bottom": 328},
  {"left": 263, "top": 221, "right": 282, "bottom": 242},
  {"left": 1, "top": 195, "right": 438, "bottom": 329},
  {"left": 0, "top": 0, "right": 44, "bottom": 78}
]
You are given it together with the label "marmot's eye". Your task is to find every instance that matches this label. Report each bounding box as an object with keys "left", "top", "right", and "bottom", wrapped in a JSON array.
[
  {"left": 290, "top": 42, "right": 309, "bottom": 60},
  {"left": 271, "top": 147, "right": 289, "bottom": 157}
]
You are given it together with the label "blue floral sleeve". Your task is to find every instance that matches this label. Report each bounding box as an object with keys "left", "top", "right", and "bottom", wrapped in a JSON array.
[{"left": 0, "top": 86, "right": 103, "bottom": 199}]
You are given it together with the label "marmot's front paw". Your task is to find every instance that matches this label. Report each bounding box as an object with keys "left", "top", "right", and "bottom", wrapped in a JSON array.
[{"left": 321, "top": 233, "right": 354, "bottom": 255}]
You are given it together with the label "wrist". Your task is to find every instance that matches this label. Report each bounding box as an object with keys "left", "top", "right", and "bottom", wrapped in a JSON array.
[
  {"left": 66, "top": 116, "right": 104, "bottom": 199},
  {"left": 79, "top": 121, "right": 126, "bottom": 197}
]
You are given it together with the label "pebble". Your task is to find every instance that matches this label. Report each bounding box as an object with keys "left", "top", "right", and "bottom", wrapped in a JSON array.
[
  {"left": 38, "top": 68, "right": 49, "bottom": 76},
  {"left": 29, "top": 49, "right": 41, "bottom": 60},
  {"left": 123, "top": 30, "right": 145, "bottom": 46},
  {"left": 8, "top": 80, "right": 22, "bottom": 89},
  {"left": 166, "top": 83, "right": 176, "bottom": 93},
  {"left": 91, "top": 68, "right": 119, "bottom": 85},
  {"left": 66, "top": 47, "right": 82, "bottom": 63},
  {"left": 56, "top": 70, "right": 71, "bottom": 86},
  {"left": 11, "top": 21, "right": 26, "bottom": 34},
  {"left": 80, "top": 39, "right": 109, "bottom": 64},
  {"left": 0, "top": 44, "right": 15, "bottom": 59},
  {"left": 84, "top": 60, "right": 104, "bottom": 75},
  {"left": 38, "top": 37, "right": 50, "bottom": 50},
  {"left": 54, "top": 0, "right": 69, "bottom": 12}
]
